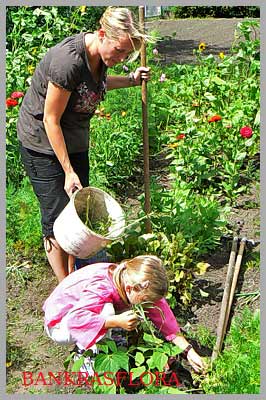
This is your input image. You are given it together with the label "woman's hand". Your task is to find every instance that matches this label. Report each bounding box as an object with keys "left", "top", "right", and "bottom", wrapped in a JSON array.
[
  {"left": 106, "top": 67, "right": 151, "bottom": 90},
  {"left": 187, "top": 347, "right": 205, "bottom": 374},
  {"left": 64, "top": 171, "right": 82, "bottom": 198},
  {"left": 105, "top": 310, "right": 139, "bottom": 331},
  {"left": 133, "top": 67, "right": 151, "bottom": 84}
]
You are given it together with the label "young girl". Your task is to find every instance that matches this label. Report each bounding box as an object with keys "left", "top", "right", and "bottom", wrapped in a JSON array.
[{"left": 43, "top": 255, "right": 205, "bottom": 374}]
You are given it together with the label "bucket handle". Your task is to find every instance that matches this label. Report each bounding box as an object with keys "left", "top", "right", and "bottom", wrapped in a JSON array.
[{"left": 71, "top": 185, "right": 80, "bottom": 196}]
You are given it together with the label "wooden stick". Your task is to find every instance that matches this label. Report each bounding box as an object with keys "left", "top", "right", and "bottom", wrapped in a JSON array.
[
  {"left": 139, "top": 6, "right": 152, "bottom": 233},
  {"left": 211, "top": 236, "right": 238, "bottom": 362},
  {"left": 223, "top": 237, "right": 247, "bottom": 334}
]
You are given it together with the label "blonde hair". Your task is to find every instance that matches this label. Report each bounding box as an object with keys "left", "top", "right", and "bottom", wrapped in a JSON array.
[
  {"left": 99, "top": 7, "right": 154, "bottom": 61},
  {"left": 111, "top": 255, "right": 168, "bottom": 305}
]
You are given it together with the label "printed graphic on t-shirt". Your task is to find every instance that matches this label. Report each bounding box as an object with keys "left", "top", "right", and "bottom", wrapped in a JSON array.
[{"left": 73, "top": 82, "right": 104, "bottom": 113}]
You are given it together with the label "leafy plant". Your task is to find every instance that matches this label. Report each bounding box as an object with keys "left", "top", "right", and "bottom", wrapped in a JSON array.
[
  {"left": 68, "top": 328, "right": 186, "bottom": 394},
  {"left": 108, "top": 228, "right": 210, "bottom": 308},
  {"left": 201, "top": 308, "right": 260, "bottom": 393}
]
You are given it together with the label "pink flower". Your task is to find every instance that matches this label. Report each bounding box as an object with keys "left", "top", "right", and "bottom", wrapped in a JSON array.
[
  {"left": 122, "top": 65, "right": 129, "bottom": 72},
  {"left": 160, "top": 73, "right": 166, "bottom": 82},
  {"left": 11, "top": 91, "right": 24, "bottom": 99},
  {"left": 153, "top": 48, "right": 159, "bottom": 56},
  {"left": 240, "top": 126, "right": 253, "bottom": 138}
]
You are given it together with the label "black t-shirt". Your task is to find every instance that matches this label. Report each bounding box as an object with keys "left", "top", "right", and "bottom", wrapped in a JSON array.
[{"left": 17, "top": 33, "right": 107, "bottom": 154}]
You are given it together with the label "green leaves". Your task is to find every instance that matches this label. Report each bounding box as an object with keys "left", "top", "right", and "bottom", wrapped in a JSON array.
[
  {"left": 147, "top": 351, "right": 168, "bottom": 371},
  {"left": 130, "top": 366, "right": 146, "bottom": 380},
  {"left": 135, "top": 352, "right": 145, "bottom": 366},
  {"left": 72, "top": 355, "right": 86, "bottom": 372},
  {"left": 143, "top": 333, "right": 163, "bottom": 345},
  {"left": 212, "top": 76, "right": 227, "bottom": 86},
  {"left": 204, "top": 92, "right": 217, "bottom": 101},
  {"left": 94, "top": 351, "right": 129, "bottom": 374}
]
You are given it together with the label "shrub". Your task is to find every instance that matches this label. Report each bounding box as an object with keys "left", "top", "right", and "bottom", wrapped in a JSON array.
[{"left": 165, "top": 6, "right": 260, "bottom": 19}]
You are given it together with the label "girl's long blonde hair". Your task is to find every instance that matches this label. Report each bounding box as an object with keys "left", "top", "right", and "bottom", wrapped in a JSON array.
[
  {"left": 111, "top": 255, "right": 168, "bottom": 305},
  {"left": 99, "top": 7, "right": 155, "bottom": 61}
]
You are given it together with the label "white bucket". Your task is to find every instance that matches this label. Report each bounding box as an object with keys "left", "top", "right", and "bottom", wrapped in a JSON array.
[{"left": 53, "top": 186, "right": 125, "bottom": 259}]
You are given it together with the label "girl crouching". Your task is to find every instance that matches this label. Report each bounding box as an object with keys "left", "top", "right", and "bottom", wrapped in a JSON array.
[{"left": 43, "top": 255, "right": 205, "bottom": 375}]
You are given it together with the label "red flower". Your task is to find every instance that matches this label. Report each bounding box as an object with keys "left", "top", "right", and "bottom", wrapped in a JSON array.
[
  {"left": 208, "top": 115, "right": 222, "bottom": 123},
  {"left": 6, "top": 98, "right": 18, "bottom": 107},
  {"left": 11, "top": 91, "right": 24, "bottom": 99},
  {"left": 240, "top": 126, "right": 253, "bottom": 138},
  {"left": 176, "top": 134, "right": 186, "bottom": 140}
]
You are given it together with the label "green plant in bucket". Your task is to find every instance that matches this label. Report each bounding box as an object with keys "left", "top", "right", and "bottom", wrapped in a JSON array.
[{"left": 82, "top": 192, "right": 113, "bottom": 236}]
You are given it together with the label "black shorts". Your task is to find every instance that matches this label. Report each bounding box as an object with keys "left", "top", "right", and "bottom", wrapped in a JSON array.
[{"left": 19, "top": 143, "right": 89, "bottom": 237}]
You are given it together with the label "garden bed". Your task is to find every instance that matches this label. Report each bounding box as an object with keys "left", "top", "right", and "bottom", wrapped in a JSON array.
[{"left": 6, "top": 178, "right": 259, "bottom": 394}]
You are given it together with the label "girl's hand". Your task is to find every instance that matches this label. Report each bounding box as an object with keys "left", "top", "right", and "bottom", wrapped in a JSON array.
[
  {"left": 171, "top": 334, "right": 205, "bottom": 374},
  {"left": 105, "top": 311, "right": 139, "bottom": 331},
  {"left": 116, "top": 310, "right": 140, "bottom": 331},
  {"left": 133, "top": 67, "right": 151, "bottom": 84},
  {"left": 64, "top": 171, "right": 82, "bottom": 198},
  {"left": 187, "top": 348, "right": 206, "bottom": 374}
]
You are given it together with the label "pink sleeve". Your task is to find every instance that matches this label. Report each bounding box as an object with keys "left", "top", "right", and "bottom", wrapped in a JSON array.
[
  {"left": 58, "top": 284, "right": 113, "bottom": 349},
  {"left": 147, "top": 298, "right": 181, "bottom": 341}
]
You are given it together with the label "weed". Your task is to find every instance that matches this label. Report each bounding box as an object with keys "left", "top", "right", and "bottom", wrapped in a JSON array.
[
  {"left": 186, "top": 324, "right": 216, "bottom": 348},
  {"left": 245, "top": 251, "right": 260, "bottom": 270}
]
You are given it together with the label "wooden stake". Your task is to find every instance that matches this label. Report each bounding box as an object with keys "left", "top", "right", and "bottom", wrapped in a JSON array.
[
  {"left": 223, "top": 237, "right": 247, "bottom": 333},
  {"left": 139, "top": 6, "right": 152, "bottom": 233},
  {"left": 211, "top": 236, "right": 238, "bottom": 362}
]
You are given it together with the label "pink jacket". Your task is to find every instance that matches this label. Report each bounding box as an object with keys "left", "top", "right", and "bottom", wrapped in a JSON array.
[{"left": 43, "top": 263, "right": 180, "bottom": 349}]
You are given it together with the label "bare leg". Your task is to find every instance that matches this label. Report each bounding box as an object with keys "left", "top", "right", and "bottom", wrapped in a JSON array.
[{"left": 44, "top": 237, "right": 69, "bottom": 282}]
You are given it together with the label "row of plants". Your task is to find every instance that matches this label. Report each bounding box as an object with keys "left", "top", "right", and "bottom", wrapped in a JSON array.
[
  {"left": 104, "top": 19, "right": 259, "bottom": 309},
  {"left": 163, "top": 6, "right": 260, "bottom": 19}
]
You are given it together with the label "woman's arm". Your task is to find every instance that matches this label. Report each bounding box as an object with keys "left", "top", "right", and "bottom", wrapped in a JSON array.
[
  {"left": 43, "top": 82, "right": 83, "bottom": 197},
  {"left": 106, "top": 67, "right": 150, "bottom": 90}
]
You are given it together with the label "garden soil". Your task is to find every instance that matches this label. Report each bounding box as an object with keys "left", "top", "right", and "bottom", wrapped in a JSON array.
[{"left": 6, "top": 18, "right": 260, "bottom": 394}]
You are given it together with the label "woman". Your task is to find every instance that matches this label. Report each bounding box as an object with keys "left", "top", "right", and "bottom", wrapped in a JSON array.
[{"left": 17, "top": 7, "right": 151, "bottom": 282}]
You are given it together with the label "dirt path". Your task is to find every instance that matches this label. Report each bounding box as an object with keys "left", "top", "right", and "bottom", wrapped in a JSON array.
[{"left": 146, "top": 18, "right": 259, "bottom": 64}]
